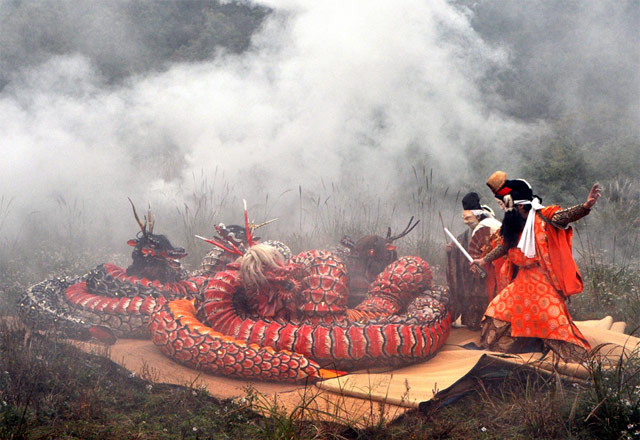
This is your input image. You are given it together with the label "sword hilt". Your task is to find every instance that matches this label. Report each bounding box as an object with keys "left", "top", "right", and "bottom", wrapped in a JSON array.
[{"left": 472, "top": 263, "right": 488, "bottom": 279}]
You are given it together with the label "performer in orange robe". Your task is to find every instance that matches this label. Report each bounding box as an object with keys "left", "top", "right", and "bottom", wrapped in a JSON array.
[{"left": 474, "top": 172, "right": 602, "bottom": 362}]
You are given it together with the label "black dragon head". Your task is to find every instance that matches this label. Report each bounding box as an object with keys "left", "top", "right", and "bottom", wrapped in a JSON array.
[{"left": 125, "top": 198, "right": 187, "bottom": 283}]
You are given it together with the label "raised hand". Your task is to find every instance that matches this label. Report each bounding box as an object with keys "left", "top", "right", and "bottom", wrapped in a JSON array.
[{"left": 584, "top": 183, "right": 602, "bottom": 209}]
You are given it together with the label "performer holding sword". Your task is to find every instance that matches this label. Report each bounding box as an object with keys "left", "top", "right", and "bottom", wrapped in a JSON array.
[
  {"left": 444, "top": 192, "right": 503, "bottom": 330},
  {"left": 445, "top": 227, "right": 487, "bottom": 278}
]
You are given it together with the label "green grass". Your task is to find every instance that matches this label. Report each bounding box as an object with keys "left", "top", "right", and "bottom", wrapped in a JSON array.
[
  {"left": 0, "top": 321, "right": 261, "bottom": 440},
  {"left": 4, "top": 318, "right": 637, "bottom": 439},
  {"left": 581, "top": 343, "right": 640, "bottom": 439},
  {"left": 570, "top": 260, "right": 640, "bottom": 330}
]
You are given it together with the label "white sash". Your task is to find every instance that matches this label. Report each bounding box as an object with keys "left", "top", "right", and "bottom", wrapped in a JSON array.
[{"left": 516, "top": 197, "right": 544, "bottom": 258}]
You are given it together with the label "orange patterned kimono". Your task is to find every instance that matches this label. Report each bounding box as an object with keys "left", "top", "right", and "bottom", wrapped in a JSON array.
[{"left": 483, "top": 206, "right": 590, "bottom": 355}]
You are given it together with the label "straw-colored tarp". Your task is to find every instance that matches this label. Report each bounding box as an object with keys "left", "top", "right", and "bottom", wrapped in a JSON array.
[
  {"left": 317, "top": 316, "right": 638, "bottom": 409},
  {"left": 73, "top": 315, "right": 638, "bottom": 423},
  {"left": 74, "top": 338, "right": 411, "bottom": 425}
]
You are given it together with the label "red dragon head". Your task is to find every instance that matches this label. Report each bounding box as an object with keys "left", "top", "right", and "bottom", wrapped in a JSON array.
[{"left": 340, "top": 217, "right": 420, "bottom": 307}]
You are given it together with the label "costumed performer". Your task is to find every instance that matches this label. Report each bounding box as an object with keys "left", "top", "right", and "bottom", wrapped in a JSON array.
[
  {"left": 473, "top": 171, "right": 601, "bottom": 362},
  {"left": 446, "top": 192, "right": 503, "bottom": 330}
]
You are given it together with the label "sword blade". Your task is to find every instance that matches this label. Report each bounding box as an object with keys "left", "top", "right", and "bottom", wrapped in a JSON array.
[
  {"left": 444, "top": 227, "right": 473, "bottom": 262},
  {"left": 444, "top": 227, "right": 487, "bottom": 279}
]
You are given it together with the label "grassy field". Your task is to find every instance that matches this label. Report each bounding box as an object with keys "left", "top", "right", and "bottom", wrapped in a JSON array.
[
  {"left": 1, "top": 175, "right": 639, "bottom": 439},
  {"left": 1, "top": 317, "right": 638, "bottom": 439}
]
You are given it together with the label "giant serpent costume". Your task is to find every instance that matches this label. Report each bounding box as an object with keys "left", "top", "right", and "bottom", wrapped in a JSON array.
[
  {"left": 19, "top": 201, "right": 451, "bottom": 382},
  {"left": 18, "top": 201, "right": 207, "bottom": 343},
  {"left": 151, "top": 209, "right": 452, "bottom": 382}
]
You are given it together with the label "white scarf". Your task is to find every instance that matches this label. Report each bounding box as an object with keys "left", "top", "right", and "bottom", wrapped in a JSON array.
[{"left": 516, "top": 197, "right": 544, "bottom": 258}]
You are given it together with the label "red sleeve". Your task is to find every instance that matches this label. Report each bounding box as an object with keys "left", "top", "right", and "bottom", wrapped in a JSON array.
[{"left": 540, "top": 206, "right": 583, "bottom": 297}]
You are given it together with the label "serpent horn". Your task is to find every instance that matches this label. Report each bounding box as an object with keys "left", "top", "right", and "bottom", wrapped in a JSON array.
[
  {"left": 243, "top": 199, "right": 255, "bottom": 247},
  {"left": 386, "top": 216, "right": 420, "bottom": 242},
  {"left": 195, "top": 234, "right": 243, "bottom": 256},
  {"left": 128, "top": 197, "right": 147, "bottom": 236},
  {"left": 147, "top": 203, "right": 155, "bottom": 234},
  {"left": 251, "top": 217, "right": 278, "bottom": 231}
]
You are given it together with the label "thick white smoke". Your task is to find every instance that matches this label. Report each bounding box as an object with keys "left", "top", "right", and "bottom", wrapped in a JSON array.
[{"left": 0, "top": 0, "right": 548, "bottom": 244}]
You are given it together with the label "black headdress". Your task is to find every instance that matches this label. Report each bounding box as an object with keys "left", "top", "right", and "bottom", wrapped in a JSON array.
[{"left": 461, "top": 192, "right": 482, "bottom": 210}]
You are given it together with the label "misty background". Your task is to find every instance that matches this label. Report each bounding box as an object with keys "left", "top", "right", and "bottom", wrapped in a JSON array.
[{"left": 0, "top": 0, "right": 638, "bottom": 272}]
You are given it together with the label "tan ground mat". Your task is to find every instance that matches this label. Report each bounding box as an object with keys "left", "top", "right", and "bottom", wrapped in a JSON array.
[
  {"left": 73, "top": 315, "right": 637, "bottom": 422},
  {"left": 317, "top": 317, "right": 639, "bottom": 409},
  {"left": 74, "top": 339, "right": 411, "bottom": 425}
]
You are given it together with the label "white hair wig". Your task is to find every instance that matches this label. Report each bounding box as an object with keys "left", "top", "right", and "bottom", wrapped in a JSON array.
[{"left": 240, "top": 243, "right": 284, "bottom": 289}]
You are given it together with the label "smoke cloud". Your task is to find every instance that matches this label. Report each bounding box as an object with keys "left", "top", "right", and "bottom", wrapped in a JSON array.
[{"left": 0, "top": 0, "right": 637, "bottom": 250}]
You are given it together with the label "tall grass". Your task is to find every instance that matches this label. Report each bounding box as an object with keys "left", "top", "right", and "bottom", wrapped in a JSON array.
[
  {"left": 0, "top": 195, "right": 13, "bottom": 236},
  {"left": 176, "top": 169, "right": 235, "bottom": 268},
  {"left": 280, "top": 168, "right": 460, "bottom": 285},
  {"left": 572, "top": 178, "right": 640, "bottom": 329},
  {"left": 582, "top": 342, "right": 640, "bottom": 439},
  {"left": 1, "top": 171, "right": 640, "bottom": 438}
]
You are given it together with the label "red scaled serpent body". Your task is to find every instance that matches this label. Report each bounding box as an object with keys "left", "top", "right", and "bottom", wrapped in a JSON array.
[
  {"left": 18, "top": 201, "right": 206, "bottom": 343},
  {"left": 150, "top": 246, "right": 451, "bottom": 382},
  {"left": 20, "top": 202, "right": 451, "bottom": 383}
]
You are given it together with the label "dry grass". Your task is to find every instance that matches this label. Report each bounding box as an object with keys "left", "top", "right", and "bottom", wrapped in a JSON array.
[{"left": 1, "top": 176, "right": 640, "bottom": 438}]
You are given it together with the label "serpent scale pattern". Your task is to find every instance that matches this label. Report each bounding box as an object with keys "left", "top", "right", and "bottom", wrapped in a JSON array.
[
  {"left": 19, "top": 263, "right": 206, "bottom": 340},
  {"left": 151, "top": 250, "right": 451, "bottom": 381}
]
